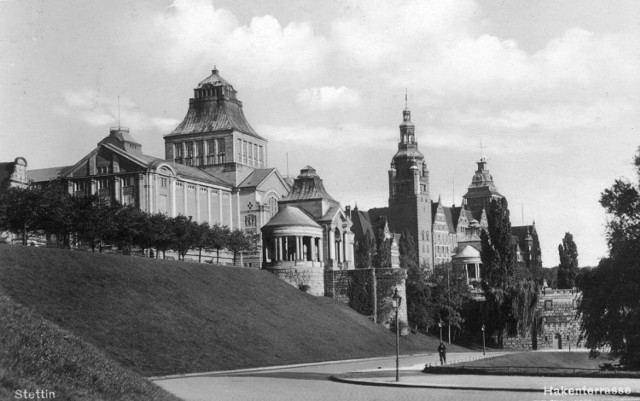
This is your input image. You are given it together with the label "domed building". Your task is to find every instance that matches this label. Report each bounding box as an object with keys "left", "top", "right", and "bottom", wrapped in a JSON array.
[{"left": 261, "top": 166, "right": 355, "bottom": 295}]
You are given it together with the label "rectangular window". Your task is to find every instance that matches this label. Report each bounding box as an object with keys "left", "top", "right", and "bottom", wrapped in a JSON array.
[
  {"left": 237, "top": 139, "right": 242, "bottom": 162},
  {"left": 160, "top": 177, "right": 168, "bottom": 188},
  {"left": 176, "top": 143, "right": 183, "bottom": 157}
]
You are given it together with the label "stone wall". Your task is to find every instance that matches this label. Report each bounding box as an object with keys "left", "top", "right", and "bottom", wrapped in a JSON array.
[
  {"left": 265, "top": 266, "right": 325, "bottom": 296},
  {"left": 537, "top": 289, "right": 583, "bottom": 350},
  {"left": 501, "top": 288, "right": 583, "bottom": 350}
]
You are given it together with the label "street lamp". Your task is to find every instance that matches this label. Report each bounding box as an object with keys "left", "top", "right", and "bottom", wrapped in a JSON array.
[
  {"left": 481, "top": 324, "right": 486, "bottom": 356},
  {"left": 392, "top": 288, "right": 402, "bottom": 382},
  {"left": 438, "top": 320, "right": 443, "bottom": 343}
]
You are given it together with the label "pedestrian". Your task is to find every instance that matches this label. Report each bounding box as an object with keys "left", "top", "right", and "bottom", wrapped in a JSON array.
[{"left": 438, "top": 342, "right": 446, "bottom": 365}]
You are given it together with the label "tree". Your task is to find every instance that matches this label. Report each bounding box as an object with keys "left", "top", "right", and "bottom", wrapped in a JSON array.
[
  {"left": 355, "top": 230, "right": 375, "bottom": 269},
  {"left": 481, "top": 197, "right": 538, "bottom": 348},
  {"left": 577, "top": 146, "right": 640, "bottom": 369},
  {"left": 373, "top": 228, "right": 391, "bottom": 268},
  {"left": 399, "top": 229, "right": 418, "bottom": 271},
  {"left": 0, "top": 186, "right": 43, "bottom": 245},
  {"left": 207, "top": 224, "right": 230, "bottom": 264},
  {"left": 193, "top": 221, "right": 211, "bottom": 263},
  {"left": 148, "top": 213, "right": 175, "bottom": 259},
  {"left": 430, "top": 262, "right": 470, "bottom": 341},
  {"left": 557, "top": 232, "right": 579, "bottom": 289},
  {"left": 111, "top": 204, "right": 148, "bottom": 255},
  {"left": 480, "top": 198, "right": 515, "bottom": 348},
  {"left": 37, "top": 179, "right": 79, "bottom": 248},
  {"left": 170, "top": 215, "right": 198, "bottom": 261},
  {"left": 73, "top": 195, "right": 116, "bottom": 252},
  {"left": 226, "top": 229, "right": 259, "bottom": 266}
]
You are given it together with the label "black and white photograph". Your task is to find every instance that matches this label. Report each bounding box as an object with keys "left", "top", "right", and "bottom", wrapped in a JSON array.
[{"left": 1, "top": 1, "right": 639, "bottom": 400}]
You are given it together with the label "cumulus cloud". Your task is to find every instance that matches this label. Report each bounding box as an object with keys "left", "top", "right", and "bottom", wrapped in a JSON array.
[
  {"left": 296, "top": 86, "right": 361, "bottom": 112},
  {"left": 54, "top": 90, "right": 179, "bottom": 132},
  {"left": 154, "top": 0, "right": 329, "bottom": 88}
]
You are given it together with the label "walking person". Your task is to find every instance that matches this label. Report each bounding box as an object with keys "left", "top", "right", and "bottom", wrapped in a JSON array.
[{"left": 438, "top": 342, "right": 447, "bottom": 365}]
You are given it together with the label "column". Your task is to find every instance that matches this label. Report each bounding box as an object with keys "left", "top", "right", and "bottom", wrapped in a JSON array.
[
  {"left": 277, "top": 237, "right": 282, "bottom": 262},
  {"left": 218, "top": 190, "right": 223, "bottom": 224},
  {"left": 195, "top": 184, "right": 201, "bottom": 222},
  {"left": 262, "top": 238, "right": 268, "bottom": 263},
  {"left": 283, "top": 236, "right": 289, "bottom": 261},
  {"left": 329, "top": 229, "right": 335, "bottom": 260},
  {"left": 207, "top": 188, "right": 212, "bottom": 224},
  {"left": 311, "top": 238, "right": 317, "bottom": 262},
  {"left": 318, "top": 237, "right": 324, "bottom": 262},
  {"left": 171, "top": 179, "right": 176, "bottom": 217}
]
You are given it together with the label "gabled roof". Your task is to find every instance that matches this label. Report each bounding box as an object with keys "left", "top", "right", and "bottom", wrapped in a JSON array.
[
  {"left": 238, "top": 168, "right": 278, "bottom": 189},
  {"left": 454, "top": 245, "right": 481, "bottom": 259},
  {"left": 262, "top": 205, "right": 321, "bottom": 229},
  {"left": 350, "top": 208, "right": 374, "bottom": 241}
]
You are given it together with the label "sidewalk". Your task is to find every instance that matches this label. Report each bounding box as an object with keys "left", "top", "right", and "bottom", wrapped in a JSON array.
[{"left": 332, "top": 369, "right": 640, "bottom": 396}]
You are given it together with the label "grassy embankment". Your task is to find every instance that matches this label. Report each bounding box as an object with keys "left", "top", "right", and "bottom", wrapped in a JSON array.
[
  {"left": 0, "top": 245, "right": 468, "bottom": 378},
  {"left": 0, "top": 293, "right": 180, "bottom": 401}
]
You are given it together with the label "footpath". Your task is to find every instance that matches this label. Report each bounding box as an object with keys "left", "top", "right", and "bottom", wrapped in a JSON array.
[{"left": 332, "top": 351, "right": 640, "bottom": 397}]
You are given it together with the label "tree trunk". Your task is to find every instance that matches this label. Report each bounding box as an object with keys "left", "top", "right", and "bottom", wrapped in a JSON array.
[{"left": 198, "top": 248, "right": 202, "bottom": 263}]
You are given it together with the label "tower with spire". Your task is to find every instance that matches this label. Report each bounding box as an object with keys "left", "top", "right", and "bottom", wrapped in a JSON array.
[{"left": 386, "top": 96, "right": 433, "bottom": 269}]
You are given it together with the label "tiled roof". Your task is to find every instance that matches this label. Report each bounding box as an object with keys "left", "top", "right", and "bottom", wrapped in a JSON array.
[
  {"left": 28, "top": 166, "right": 72, "bottom": 183},
  {"left": 441, "top": 206, "right": 456, "bottom": 233}
]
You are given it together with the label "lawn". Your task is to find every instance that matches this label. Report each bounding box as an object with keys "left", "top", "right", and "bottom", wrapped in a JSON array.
[
  {"left": 425, "top": 352, "right": 639, "bottom": 377},
  {"left": 0, "top": 245, "right": 470, "bottom": 377}
]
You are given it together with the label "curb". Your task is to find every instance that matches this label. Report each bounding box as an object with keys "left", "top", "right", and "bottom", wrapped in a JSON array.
[
  {"left": 330, "top": 373, "right": 537, "bottom": 392},
  {"left": 330, "top": 372, "right": 640, "bottom": 397}
]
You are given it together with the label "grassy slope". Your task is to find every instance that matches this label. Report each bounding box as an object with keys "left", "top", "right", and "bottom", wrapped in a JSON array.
[
  {"left": 0, "top": 293, "right": 180, "bottom": 401},
  {"left": 0, "top": 245, "right": 466, "bottom": 376},
  {"left": 456, "top": 352, "right": 615, "bottom": 369}
]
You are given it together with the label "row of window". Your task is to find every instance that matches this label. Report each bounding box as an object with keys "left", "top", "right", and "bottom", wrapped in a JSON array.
[
  {"left": 174, "top": 139, "right": 226, "bottom": 166},
  {"left": 237, "top": 139, "right": 264, "bottom": 167}
]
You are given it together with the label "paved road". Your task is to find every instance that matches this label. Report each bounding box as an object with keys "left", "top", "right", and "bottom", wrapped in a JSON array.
[{"left": 153, "top": 352, "right": 637, "bottom": 401}]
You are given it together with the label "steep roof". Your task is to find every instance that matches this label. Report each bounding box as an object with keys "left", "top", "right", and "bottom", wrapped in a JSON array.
[
  {"left": 282, "top": 166, "right": 338, "bottom": 203},
  {"left": 350, "top": 208, "right": 374, "bottom": 241},
  {"left": 166, "top": 68, "right": 264, "bottom": 140},
  {"left": 262, "top": 205, "right": 321, "bottom": 228}
]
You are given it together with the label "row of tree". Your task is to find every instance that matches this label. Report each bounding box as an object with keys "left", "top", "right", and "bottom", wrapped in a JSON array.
[{"left": 0, "top": 180, "right": 259, "bottom": 265}]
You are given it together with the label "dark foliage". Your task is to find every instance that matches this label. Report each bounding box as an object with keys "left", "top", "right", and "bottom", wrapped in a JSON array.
[
  {"left": 557, "top": 232, "right": 579, "bottom": 289},
  {"left": 577, "top": 146, "right": 640, "bottom": 370}
]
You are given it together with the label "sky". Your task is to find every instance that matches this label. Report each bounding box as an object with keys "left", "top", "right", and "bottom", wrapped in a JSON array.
[{"left": 1, "top": 0, "right": 639, "bottom": 267}]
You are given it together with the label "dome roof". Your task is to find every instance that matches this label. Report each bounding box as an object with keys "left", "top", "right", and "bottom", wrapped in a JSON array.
[{"left": 262, "top": 205, "right": 321, "bottom": 229}]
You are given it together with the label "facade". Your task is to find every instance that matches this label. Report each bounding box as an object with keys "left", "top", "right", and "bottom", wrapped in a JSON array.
[
  {"left": 351, "top": 103, "right": 543, "bottom": 284},
  {"left": 261, "top": 166, "right": 355, "bottom": 295},
  {"left": 25, "top": 69, "right": 290, "bottom": 265}
]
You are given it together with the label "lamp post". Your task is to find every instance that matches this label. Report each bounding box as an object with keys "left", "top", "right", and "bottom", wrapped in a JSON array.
[
  {"left": 392, "top": 288, "right": 402, "bottom": 382},
  {"left": 438, "top": 320, "right": 443, "bottom": 343},
  {"left": 481, "top": 324, "right": 486, "bottom": 356}
]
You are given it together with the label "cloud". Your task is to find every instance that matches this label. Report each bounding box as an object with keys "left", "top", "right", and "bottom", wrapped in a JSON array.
[
  {"left": 296, "top": 86, "right": 361, "bottom": 112},
  {"left": 258, "top": 123, "right": 393, "bottom": 150},
  {"left": 54, "top": 90, "right": 179, "bottom": 132},
  {"left": 154, "top": 0, "right": 329, "bottom": 88}
]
